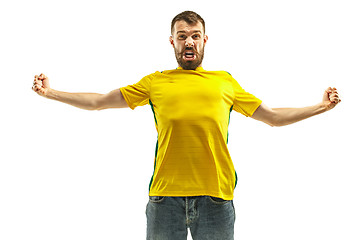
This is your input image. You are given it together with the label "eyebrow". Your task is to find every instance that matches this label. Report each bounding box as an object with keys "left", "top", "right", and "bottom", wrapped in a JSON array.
[{"left": 176, "top": 30, "right": 202, "bottom": 35}]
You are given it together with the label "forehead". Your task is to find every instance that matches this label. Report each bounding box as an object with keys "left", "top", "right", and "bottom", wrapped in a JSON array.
[{"left": 173, "top": 20, "right": 204, "bottom": 35}]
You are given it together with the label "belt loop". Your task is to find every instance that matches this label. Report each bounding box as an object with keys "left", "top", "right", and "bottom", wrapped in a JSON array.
[{"left": 185, "top": 197, "right": 189, "bottom": 226}]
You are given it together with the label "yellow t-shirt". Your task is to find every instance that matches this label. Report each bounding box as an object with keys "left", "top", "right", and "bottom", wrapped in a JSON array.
[{"left": 120, "top": 67, "right": 262, "bottom": 200}]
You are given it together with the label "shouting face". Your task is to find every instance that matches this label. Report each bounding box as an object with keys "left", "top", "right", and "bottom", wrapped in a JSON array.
[{"left": 170, "top": 20, "right": 208, "bottom": 70}]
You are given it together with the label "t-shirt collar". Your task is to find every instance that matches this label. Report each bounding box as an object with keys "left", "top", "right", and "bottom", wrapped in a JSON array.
[{"left": 177, "top": 66, "right": 204, "bottom": 71}]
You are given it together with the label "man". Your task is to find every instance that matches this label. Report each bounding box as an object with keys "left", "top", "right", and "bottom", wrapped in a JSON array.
[{"left": 32, "top": 11, "right": 340, "bottom": 240}]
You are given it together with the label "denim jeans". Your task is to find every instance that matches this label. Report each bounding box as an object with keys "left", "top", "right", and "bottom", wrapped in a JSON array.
[{"left": 146, "top": 196, "right": 235, "bottom": 240}]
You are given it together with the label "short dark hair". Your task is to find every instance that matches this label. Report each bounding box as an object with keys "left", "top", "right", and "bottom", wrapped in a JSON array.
[{"left": 171, "top": 11, "right": 205, "bottom": 34}]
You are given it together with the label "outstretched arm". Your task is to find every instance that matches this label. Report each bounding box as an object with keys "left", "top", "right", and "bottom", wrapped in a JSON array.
[
  {"left": 251, "top": 87, "right": 341, "bottom": 127},
  {"left": 32, "top": 73, "right": 129, "bottom": 110}
]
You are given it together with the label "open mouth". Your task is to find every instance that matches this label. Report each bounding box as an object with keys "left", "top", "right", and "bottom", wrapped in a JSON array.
[{"left": 183, "top": 49, "right": 196, "bottom": 61}]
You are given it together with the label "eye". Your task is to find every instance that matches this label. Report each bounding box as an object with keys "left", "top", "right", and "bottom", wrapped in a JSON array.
[
  {"left": 178, "top": 35, "right": 186, "bottom": 40},
  {"left": 192, "top": 34, "right": 201, "bottom": 39}
]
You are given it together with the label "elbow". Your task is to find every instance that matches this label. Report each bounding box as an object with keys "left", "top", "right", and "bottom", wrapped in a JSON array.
[
  {"left": 268, "top": 121, "right": 283, "bottom": 127},
  {"left": 268, "top": 118, "right": 281, "bottom": 127},
  {"left": 267, "top": 112, "right": 283, "bottom": 127},
  {"left": 87, "top": 101, "right": 100, "bottom": 111},
  {"left": 82, "top": 104, "right": 103, "bottom": 111},
  {"left": 266, "top": 121, "right": 276, "bottom": 127},
  {"left": 91, "top": 95, "right": 106, "bottom": 111},
  {"left": 269, "top": 118, "right": 289, "bottom": 127},
  {"left": 251, "top": 105, "right": 285, "bottom": 127},
  {"left": 92, "top": 104, "right": 106, "bottom": 111},
  {"left": 265, "top": 120, "right": 279, "bottom": 127}
]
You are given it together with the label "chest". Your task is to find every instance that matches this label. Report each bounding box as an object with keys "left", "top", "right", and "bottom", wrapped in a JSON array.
[{"left": 150, "top": 74, "right": 234, "bottom": 122}]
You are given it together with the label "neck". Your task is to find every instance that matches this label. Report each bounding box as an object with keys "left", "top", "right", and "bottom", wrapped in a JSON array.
[{"left": 177, "top": 63, "right": 203, "bottom": 70}]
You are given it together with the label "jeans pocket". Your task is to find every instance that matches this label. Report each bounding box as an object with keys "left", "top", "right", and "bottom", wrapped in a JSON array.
[
  {"left": 149, "top": 196, "right": 165, "bottom": 203},
  {"left": 209, "top": 196, "right": 230, "bottom": 204}
]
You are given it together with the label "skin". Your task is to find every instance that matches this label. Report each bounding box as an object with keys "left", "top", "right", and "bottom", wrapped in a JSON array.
[
  {"left": 169, "top": 20, "right": 208, "bottom": 70},
  {"left": 32, "top": 20, "right": 341, "bottom": 125},
  {"left": 32, "top": 74, "right": 128, "bottom": 110}
]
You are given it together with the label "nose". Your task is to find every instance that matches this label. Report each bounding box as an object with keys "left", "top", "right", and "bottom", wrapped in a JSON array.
[{"left": 185, "top": 37, "right": 195, "bottom": 47}]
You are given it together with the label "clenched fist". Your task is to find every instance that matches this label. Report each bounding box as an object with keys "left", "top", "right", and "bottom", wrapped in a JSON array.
[
  {"left": 32, "top": 73, "right": 50, "bottom": 97},
  {"left": 323, "top": 87, "right": 341, "bottom": 111}
]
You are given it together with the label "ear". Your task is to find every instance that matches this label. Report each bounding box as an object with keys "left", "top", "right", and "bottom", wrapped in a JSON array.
[
  {"left": 203, "top": 35, "right": 209, "bottom": 45},
  {"left": 169, "top": 36, "right": 174, "bottom": 47}
]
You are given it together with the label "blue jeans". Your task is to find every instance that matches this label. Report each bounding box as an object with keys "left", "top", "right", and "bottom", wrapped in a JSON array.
[{"left": 146, "top": 196, "right": 235, "bottom": 240}]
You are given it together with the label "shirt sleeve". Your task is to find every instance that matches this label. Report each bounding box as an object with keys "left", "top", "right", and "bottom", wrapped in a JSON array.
[
  {"left": 120, "top": 73, "right": 155, "bottom": 110},
  {"left": 231, "top": 76, "right": 262, "bottom": 117}
]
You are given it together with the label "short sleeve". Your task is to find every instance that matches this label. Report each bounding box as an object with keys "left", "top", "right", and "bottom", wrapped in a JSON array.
[
  {"left": 231, "top": 76, "right": 262, "bottom": 117},
  {"left": 120, "top": 73, "right": 155, "bottom": 110}
]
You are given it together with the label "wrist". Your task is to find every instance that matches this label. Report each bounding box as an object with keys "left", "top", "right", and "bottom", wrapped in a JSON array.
[
  {"left": 44, "top": 88, "right": 55, "bottom": 99},
  {"left": 317, "top": 102, "right": 328, "bottom": 113}
]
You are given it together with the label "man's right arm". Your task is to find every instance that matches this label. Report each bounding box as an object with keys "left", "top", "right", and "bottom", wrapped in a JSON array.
[{"left": 32, "top": 73, "right": 129, "bottom": 110}]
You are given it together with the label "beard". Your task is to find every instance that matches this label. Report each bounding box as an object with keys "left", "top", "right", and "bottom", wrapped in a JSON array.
[{"left": 174, "top": 46, "right": 205, "bottom": 70}]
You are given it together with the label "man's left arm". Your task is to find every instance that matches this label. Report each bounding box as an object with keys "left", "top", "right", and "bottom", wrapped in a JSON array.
[{"left": 251, "top": 87, "right": 341, "bottom": 127}]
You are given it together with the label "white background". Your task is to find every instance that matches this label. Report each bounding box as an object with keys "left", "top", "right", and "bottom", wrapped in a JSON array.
[{"left": 1, "top": 0, "right": 359, "bottom": 239}]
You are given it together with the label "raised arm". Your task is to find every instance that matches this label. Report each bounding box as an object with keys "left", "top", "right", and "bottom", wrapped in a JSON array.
[
  {"left": 251, "top": 87, "right": 341, "bottom": 127},
  {"left": 32, "top": 73, "right": 129, "bottom": 110}
]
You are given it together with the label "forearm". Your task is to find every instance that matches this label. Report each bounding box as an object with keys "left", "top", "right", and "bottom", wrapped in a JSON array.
[
  {"left": 45, "top": 89, "right": 102, "bottom": 110},
  {"left": 272, "top": 103, "right": 327, "bottom": 126}
]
